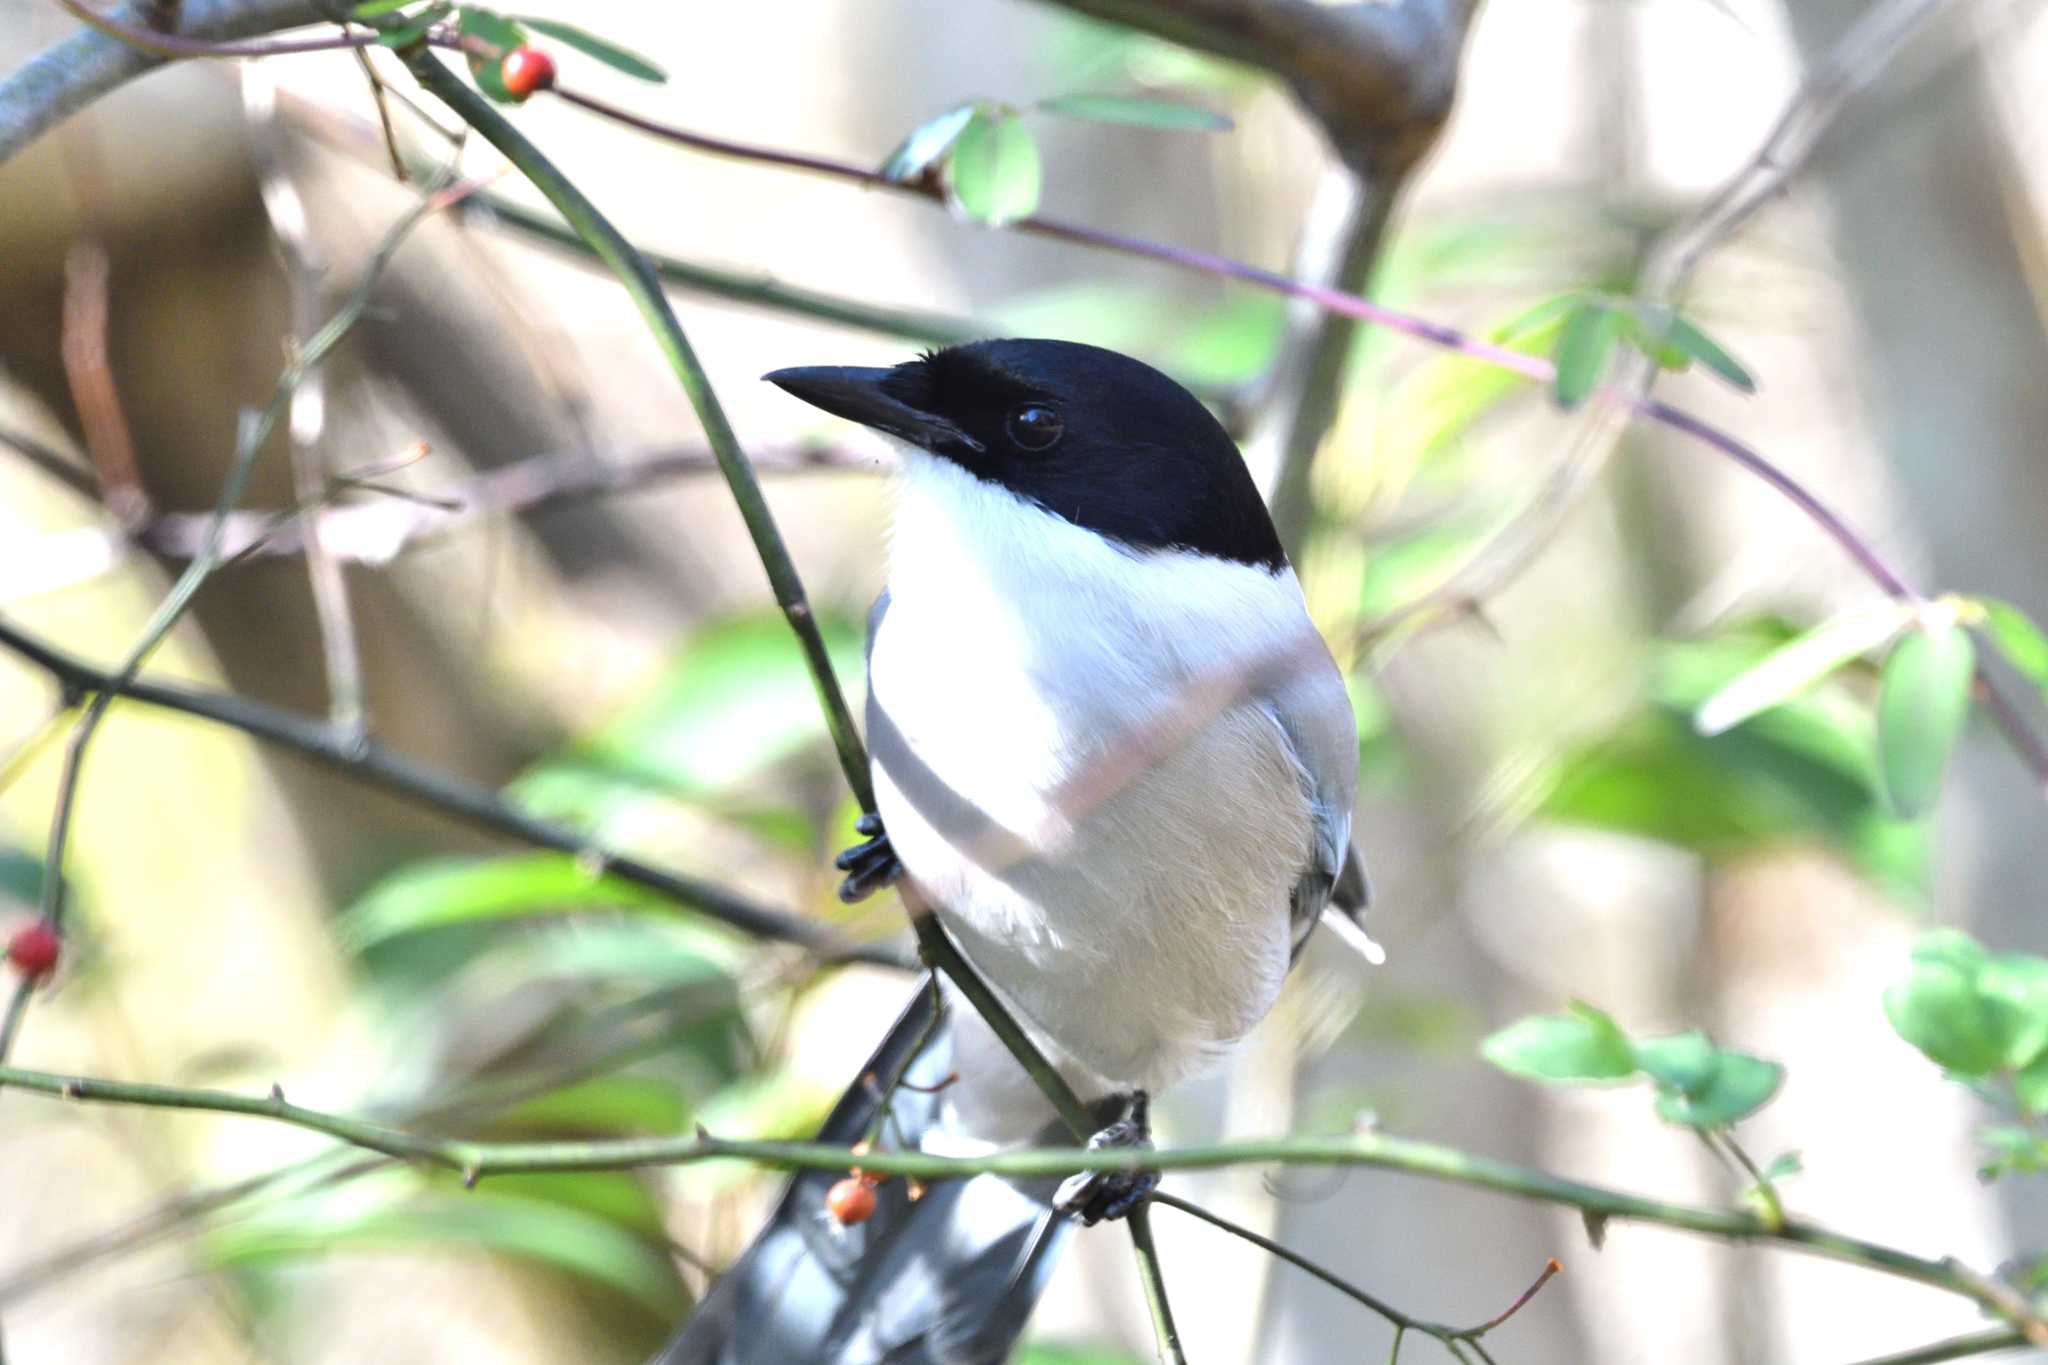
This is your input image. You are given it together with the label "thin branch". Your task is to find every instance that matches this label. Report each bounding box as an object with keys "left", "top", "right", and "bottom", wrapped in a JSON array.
[
  {"left": 247, "top": 64, "right": 366, "bottom": 741},
  {"left": 53, "top": 0, "right": 375, "bottom": 58},
  {"left": 131, "top": 442, "right": 871, "bottom": 563},
  {"left": 1846, "top": 1328, "right": 2032, "bottom": 1365},
  {"left": 401, "top": 52, "right": 875, "bottom": 815},
  {"left": 0, "top": 0, "right": 326, "bottom": 163},
  {"left": 0, "top": 614, "right": 905, "bottom": 968},
  {"left": 57, "top": 240, "right": 149, "bottom": 528},
  {"left": 1127, "top": 1203, "right": 1187, "bottom": 1365},
  {"left": 0, "top": 1058, "right": 2040, "bottom": 1342},
  {"left": 1253, "top": 169, "right": 1398, "bottom": 559},
  {"left": 0, "top": 152, "right": 478, "bottom": 1084},
  {"left": 1154, "top": 1192, "right": 1560, "bottom": 1353}
]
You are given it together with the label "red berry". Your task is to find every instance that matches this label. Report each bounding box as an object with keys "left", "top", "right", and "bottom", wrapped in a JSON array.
[
  {"left": 825, "top": 1176, "right": 877, "bottom": 1225},
  {"left": 500, "top": 46, "right": 557, "bottom": 101},
  {"left": 7, "top": 924, "right": 60, "bottom": 979}
]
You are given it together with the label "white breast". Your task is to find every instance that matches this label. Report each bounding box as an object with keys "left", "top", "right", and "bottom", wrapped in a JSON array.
[{"left": 868, "top": 453, "right": 1328, "bottom": 1130}]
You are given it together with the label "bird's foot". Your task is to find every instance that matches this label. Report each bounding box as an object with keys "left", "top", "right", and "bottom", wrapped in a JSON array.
[
  {"left": 1054, "top": 1091, "right": 1159, "bottom": 1225},
  {"left": 834, "top": 813, "right": 903, "bottom": 903}
]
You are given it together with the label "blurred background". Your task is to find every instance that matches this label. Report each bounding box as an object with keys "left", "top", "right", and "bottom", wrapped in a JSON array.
[{"left": 2, "top": 0, "right": 2047, "bottom": 1360}]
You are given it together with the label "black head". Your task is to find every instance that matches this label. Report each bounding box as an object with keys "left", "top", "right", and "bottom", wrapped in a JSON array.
[{"left": 765, "top": 339, "right": 1286, "bottom": 571}]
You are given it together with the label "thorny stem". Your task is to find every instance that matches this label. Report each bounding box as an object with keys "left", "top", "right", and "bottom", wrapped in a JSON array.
[{"left": 0, "top": 1059, "right": 2041, "bottom": 1341}]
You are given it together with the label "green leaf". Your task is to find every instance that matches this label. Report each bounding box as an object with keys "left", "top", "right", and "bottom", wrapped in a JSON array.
[
  {"left": 1652, "top": 1048, "right": 1782, "bottom": 1127},
  {"left": 1480, "top": 1002, "right": 1637, "bottom": 1082},
  {"left": 460, "top": 8, "right": 529, "bottom": 103},
  {"left": 0, "top": 849, "right": 45, "bottom": 909},
  {"left": 515, "top": 17, "right": 666, "bottom": 81},
  {"left": 339, "top": 852, "right": 671, "bottom": 951},
  {"left": 1693, "top": 601, "right": 1912, "bottom": 736},
  {"left": 1974, "top": 597, "right": 2048, "bottom": 707},
  {"left": 1876, "top": 618, "right": 1977, "bottom": 818},
  {"left": 1552, "top": 299, "right": 1623, "bottom": 409},
  {"left": 1663, "top": 313, "right": 1758, "bottom": 394},
  {"left": 2015, "top": 1053, "right": 2048, "bottom": 1115},
  {"left": 1539, "top": 625, "right": 1933, "bottom": 898},
  {"left": 1977, "top": 1125, "right": 2048, "bottom": 1181},
  {"left": 1760, "top": 1151, "right": 1803, "bottom": 1182},
  {"left": 880, "top": 103, "right": 981, "bottom": 182},
  {"left": 351, "top": 0, "right": 420, "bottom": 16},
  {"left": 1910, "top": 928, "right": 1993, "bottom": 974},
  {"left": 947, "top": 109, "right": 1042, "bottom": 227},
  {"left": 1982, "top": 954, "right": 2048, "bottom": 1070},
  {"left": 1886, "top": 958, "right": 2009, "bottom": 1077},
  {"left": 1632, "top": 1031, "right": 1720, "bottom": 1097},
  {"left": 1034, "top": 93, "right": 1233, "bottom": 131},
  {"left": 1619, "top": 307, "right": 1692, "bottom": 371}
]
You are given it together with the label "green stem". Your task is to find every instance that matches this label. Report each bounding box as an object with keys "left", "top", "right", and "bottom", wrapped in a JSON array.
[
  {"left": 403, "top": 51, "right": 873, "bottom": 812},
  {"left": 469, "top": 192, "right": 982, "bottom": 348},
  {"left": 0, "top": 1057, "right": 2032, "bottom": 1334},
  {"left": 1127, "top": 1203, "right": 1186, "bottom": 1365},
  {"left": 1846, "top": 1328, "right": 2031, "bottom": 1365}
]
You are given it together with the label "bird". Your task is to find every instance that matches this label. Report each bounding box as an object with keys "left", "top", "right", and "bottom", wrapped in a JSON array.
[{"left": 656, "top": 338, "right": 1374, "bottom": 1365}]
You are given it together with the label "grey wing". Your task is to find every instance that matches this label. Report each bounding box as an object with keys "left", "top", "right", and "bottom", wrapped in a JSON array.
[
  {"left": 1263, "top": 644, "right": 1372, "bottom": 959},
  {"left": 866, "top": 589, "right": 890, "bottom": 667}
]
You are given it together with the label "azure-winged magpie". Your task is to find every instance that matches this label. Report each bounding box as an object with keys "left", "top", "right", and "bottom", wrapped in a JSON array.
[{"left": 657, "top": 338, "right": 1374, "bottom": 1365}]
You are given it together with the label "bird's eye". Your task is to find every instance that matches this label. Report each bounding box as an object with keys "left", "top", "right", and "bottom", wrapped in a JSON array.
[{"left": 1005, "top": 404, "right": 1065, "bottom": 451}]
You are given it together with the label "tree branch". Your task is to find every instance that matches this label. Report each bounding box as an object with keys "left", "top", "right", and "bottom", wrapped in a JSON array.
[
  {"left": 0, "top": 613, "right": 903, "bottom": 967},
  {"left": 1032, "top": 0, "right": 1479, "bottom": 178},
  {"left": 0, "top": 0, "right": 324, "bottom": 164}
]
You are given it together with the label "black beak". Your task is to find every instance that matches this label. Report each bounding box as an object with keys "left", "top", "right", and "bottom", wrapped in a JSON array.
[{"left": 764, "top": 366, "right": 983, "bottom": 454}]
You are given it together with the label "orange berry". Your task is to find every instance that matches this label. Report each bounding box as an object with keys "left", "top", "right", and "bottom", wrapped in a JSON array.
[
  {"left": 826, "top": 1176, "right": 877, "bottom": 1225},
  {"left": 500, "top": 47, "right": 556, "bottom": 101}
]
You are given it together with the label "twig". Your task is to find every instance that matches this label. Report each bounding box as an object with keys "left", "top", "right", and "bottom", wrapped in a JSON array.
[
  {"left": 54, "top": 0, "right": 374, "bottom": 58},
  {"left": 1253, "top": 170, "right": 1398, "bottom": 559},
  {"left": 0, "top": 614, "right": 905, "bottom": 968},
  {"left": 0, "top": 146, "right": 479, "bottom": 1082},
  {"left": 129, "top": 442, "right": 870, "bottom": 563},
  {"left": 58, "top": 240, "right": 149, "bottom": 528},
  {"left": 1845, "top": 1327, "right": 2031, "bottom": 1365},
  {"left": 1154, "top": 1192, "right": 1560, "bottom": 1355},
  {"left": 0, "top": 1057, "right": 2039, "bottom": 1343},
  {"left": 246, "top": 64, "right": 366, "bottom": 741},
  {"left": 401, "top": 52, "right": 875, "bottom": 815},
  {"left": 1127, "top": 1203, "right": 1186, "bottom": 1365},
  {"left": 1467, "top": 1257, "right": 1561, "bottom": 1336}
]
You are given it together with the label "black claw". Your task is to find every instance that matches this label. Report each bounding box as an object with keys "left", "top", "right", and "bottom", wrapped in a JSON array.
[
  {"left": 1054, "top": 1091, "right": 1158, "bottom": 1226},
  {"left": 835, "top": 819, "right": 903, "bottom": 903}
]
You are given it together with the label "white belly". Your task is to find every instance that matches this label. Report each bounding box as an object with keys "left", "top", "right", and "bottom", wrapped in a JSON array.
[{"left": 868, "top": 456, "right": 1322, "bottom": 1131}]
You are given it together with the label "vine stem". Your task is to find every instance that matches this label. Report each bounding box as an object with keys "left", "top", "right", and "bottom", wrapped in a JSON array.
[{"left": 395, "top": 45, "right": 1190, "bottom": 1359}]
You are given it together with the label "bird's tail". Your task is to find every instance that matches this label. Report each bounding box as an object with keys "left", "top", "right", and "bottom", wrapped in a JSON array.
[{"left": 653, "top": 986, "right": 1073, "bottom": 1365}]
